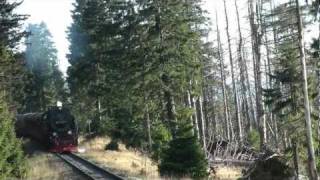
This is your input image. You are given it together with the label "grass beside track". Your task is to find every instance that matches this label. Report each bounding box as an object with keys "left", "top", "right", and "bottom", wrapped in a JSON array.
[
  {"left": 78, "top": 136, "right": 244, "bottom": 180},
  {"left": 78, "top": 136, "right": 160, "bottom": 179},
  {"left": 22, "top": 139, "right": 86, "bottom": 180},
  {"left": 21, "top": 137, "right": 243, "bottom": 180},
  {"left": 25, "top": 153, "right": 86, "bottom": 180}
]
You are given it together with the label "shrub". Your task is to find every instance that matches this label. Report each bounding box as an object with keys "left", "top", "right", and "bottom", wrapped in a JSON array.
[
  {"left": 105, "top": 139, "right": 119, "bottom": 151},
  {"left": 151, "top": 123, "right": 171, "bottom": 160},
  {"left": 247, "top": 129, "right": 260, "bottom": 150}
]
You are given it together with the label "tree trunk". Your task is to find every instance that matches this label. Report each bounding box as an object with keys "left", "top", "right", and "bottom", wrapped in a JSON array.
[
  {"left": 295, "top": 0, "right": 318, "bottom": 178},
  {"left": 317, "top": 1, "right": 320, "bottom": 149},
  {"left": 273, "top": 114, "right": 279, "bottom": 149},
  {"left": 197, "top": 95, "right": 207, "bottom": 149},
  {"left": 187, "top": 90, "right": 195, "bottom": 135},
  {"left": 40, "top": 87, "right": 45, "bottom": 111},
  {"left": 192, "top": 94, "right": 200, "bottom": 139},
  {"left": 209, "top": 89, "right": 217, "bottom": 139},
  {"left": 248, "top": 0, "right": 266, "bottom": 148},
  {"left": 202, "top": 86, "right": 213, "bottom": 141},
  {"left": 164, "top": 89, "right": 177, "bottom": 137},
  {"left": 292, "top": 141, "right": 299, "bottom": 180},
  {"left": 146, "top": 105, "right": 152, "bottom": 151},
  {"left": 223, "top": 0, "right": 243, "bottom": 143},
  {"left": 318, "top": 69, "right": 320, "bottom": 145},
  {"left": 227, "top": 92, "right": 235, "bottom": 141},
  {"left": 98, "top": 98, "right": 102, "bottom": 122},
  {"left": 216, "top": 12, "right": 231, "bottom": 141},
  {"left": 235, "top": 0, "right": 252, "bottom": 132},
  {"left": 283, "top": 130, "right": 288, "bottom": 150},
  {"left": 264, "top": 15, "right": 275, "bottom": 145},
  {"left": 243, "top": 46, "right": 257, "bottom": 130}
]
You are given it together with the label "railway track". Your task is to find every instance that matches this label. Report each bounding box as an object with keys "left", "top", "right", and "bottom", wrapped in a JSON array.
[{"left": 56, "top": 153, "right": 124, "bottom": 180}]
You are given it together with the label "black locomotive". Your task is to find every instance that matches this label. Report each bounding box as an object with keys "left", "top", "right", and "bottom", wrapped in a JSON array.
[{"left": 16, "top": 106, "right": 78, "bottom": 153}]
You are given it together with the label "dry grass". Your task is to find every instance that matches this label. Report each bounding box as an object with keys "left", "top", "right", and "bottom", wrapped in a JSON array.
[
  {"left": 211, "top": 166, "right": 243, "bottom": 180},
  {"left": 78, "top": 136, "right": 160, "bottom": 179},
  {"left": 26, "top": 154, "right": 60, "bottom": 180},
  {"left": 25, "top": 153, "right": 85, "bottom": 180},
  {"left": 21, "top": 139, "right": 84, "bottom": 180}
]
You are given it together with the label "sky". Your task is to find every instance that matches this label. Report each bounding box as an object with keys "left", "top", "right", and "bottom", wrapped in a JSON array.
[
  {"left": 16, "top": 0, "right": 232, "bottom": 76},
  {"left": 16, "top": 0, "right": 75, "bottom": 75},
  {"left": 15, "top": 0, "right": 317, "bottom": 76}
]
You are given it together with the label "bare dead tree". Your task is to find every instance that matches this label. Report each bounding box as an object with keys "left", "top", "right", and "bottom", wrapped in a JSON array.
[
  {"left": 248, "top": 0, "right": 267, "bottom": 147},
  {"left": 223, "top": 0, "right": 243, "bottom": 143},
  {"left": 215, "top": 11, "right": 231, "bottom": 141}
]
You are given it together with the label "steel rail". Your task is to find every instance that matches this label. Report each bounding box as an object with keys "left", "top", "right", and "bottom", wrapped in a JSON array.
[{"left": 56, "top": 153, "right": 125, "bottom": 180}]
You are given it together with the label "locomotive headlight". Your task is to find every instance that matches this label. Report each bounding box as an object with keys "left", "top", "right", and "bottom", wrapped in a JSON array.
[
  {"left": 52, "top": 132, "right": 57, "bottom": 137},
  {"left": 67, "top": 130, "right": 72, "bottom": 135}
]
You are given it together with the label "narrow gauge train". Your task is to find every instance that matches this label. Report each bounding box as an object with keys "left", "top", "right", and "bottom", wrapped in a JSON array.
[{"left": 16, "top": 106, "right": 78, "bottom": 153}]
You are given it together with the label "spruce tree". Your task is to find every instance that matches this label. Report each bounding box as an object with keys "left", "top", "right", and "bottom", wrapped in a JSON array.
[
  {"left": 69, "top": 0, "right": 125, "bottom": 134},
  {"left": 0, "top": 0, "right": 29, "bottom": 112},
  {"left": 0, "top": 1, "right": 28, "bottom": 49},
  {"left": 159, "top": 122, "right": 208, "bottom": 178},
  {"left": 0, "top": 1, "right": 27, "bottom": 178}
]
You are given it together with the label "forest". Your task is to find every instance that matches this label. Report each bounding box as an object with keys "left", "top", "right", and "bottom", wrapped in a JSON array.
[{"left": 0, "top": 0, "right": 319, "bottom": 179}]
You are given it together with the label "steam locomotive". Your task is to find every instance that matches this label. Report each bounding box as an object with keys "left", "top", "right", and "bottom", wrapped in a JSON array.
[{"left": 15, "top": 106, "right": 78, "bottom": 153}]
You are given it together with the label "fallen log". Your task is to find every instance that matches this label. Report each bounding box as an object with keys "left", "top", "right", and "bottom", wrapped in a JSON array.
[{"left": 210, "top": 159, "right": 254, "bottom": 166}]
